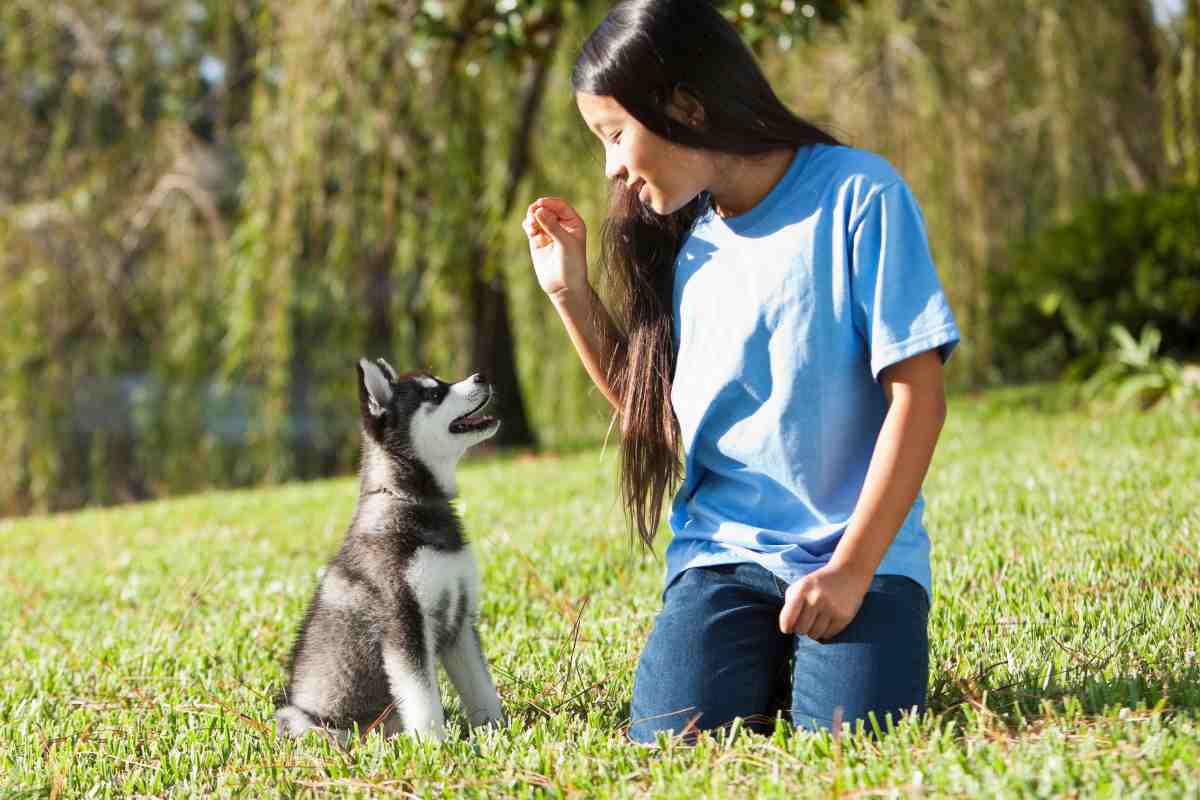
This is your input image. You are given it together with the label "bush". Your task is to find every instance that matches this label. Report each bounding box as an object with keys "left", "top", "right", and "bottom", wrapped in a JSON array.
[
  {"left": 989, "top": 184, "right": 1200, "bottom": 381},
  {"left": 1083, "top": 324, "right": 1200, "bottom": 411}
]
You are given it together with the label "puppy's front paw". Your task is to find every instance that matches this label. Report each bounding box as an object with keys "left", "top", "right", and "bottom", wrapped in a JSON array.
[
  {"left": 468, "top": 709, "right": 507, "bottom": 731},
  {"left": 412, "top": 723, "right": 446, "bottom": 742}
]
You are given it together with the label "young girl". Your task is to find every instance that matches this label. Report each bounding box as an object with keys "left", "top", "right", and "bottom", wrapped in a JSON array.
[{"left": 522, "top": 0, "right": 959, "bottom": 742}]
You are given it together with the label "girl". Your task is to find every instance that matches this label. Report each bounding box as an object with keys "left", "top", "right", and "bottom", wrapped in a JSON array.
[{"left": 523, "top": 0, "right": 959, "bottom": 743}]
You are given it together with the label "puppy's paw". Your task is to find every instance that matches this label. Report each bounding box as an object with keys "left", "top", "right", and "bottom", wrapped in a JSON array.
[{"left": 275, "top": 705, "right": 316, "bottom": 738}]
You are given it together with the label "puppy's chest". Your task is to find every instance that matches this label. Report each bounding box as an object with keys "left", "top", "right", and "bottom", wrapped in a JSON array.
[{"left": 405, "top": 547, "right": 481, "bottom": 644}]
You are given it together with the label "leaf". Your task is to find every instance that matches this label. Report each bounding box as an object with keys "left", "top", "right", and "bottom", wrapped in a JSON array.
[
  {"left": 1112, "top": 374, "right": 1166, "bottom": 409},
  {"left": 1108, "top": 324, "right": 1139, "bottom": 356}
]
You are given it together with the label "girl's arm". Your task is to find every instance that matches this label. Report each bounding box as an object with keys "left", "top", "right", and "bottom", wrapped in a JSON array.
[
  {"left": 547, "top": 284, "right": 624, "bottom": 413},
  {"left": 779, "top": 349, "right": 947, "bottom": 640},
  {"left": 524, "top": 197, "right": 625, "bottom": 413}
]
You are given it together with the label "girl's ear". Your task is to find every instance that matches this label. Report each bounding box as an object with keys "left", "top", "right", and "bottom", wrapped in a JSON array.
[{"left": 668, "top": 85, "right": 705, "bottom": 128}]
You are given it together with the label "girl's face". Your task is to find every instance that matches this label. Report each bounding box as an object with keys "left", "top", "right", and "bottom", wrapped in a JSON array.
[{"left": 576, "top": 92, "right": 714, "bottom": 216}]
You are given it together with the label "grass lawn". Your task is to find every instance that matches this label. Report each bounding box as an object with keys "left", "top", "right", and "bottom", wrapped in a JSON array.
[{"left": 2, "top": 389, "right": 1199, "bottom": 797}]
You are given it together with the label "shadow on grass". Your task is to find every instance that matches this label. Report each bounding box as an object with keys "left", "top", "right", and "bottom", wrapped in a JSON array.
[
  {"left": 526, "top": 632, "right": 1200, "bottom": 743},
  {"left": 928, "top": 654, "right": 1200, "bottom": 728}
]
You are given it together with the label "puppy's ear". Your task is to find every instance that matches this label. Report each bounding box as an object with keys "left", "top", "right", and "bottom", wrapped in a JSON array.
[
  {"left": 375, "top": 357, "right": 399, "bottom": 383},
  {"left": 358, "top": 358, "right": 393, "bottom": 418}
]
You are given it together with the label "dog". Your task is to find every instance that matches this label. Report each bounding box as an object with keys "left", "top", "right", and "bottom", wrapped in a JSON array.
[{"left": 274, "top": 357, "right": 505, "bottom": 743}]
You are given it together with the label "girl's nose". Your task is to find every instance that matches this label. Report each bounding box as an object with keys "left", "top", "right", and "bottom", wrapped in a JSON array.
[{"left": 605, "top": 152, "right": 626, "bottom": 182}]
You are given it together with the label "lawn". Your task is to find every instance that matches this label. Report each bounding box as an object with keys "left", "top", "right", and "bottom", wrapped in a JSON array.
[{"left": 2, "top": 389, "right": 1199, "bottom": 797}]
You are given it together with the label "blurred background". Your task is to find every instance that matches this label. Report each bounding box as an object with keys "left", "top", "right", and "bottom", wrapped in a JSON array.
[{"left": 1, "top": 0, "right": 1197, "bottom": 517}]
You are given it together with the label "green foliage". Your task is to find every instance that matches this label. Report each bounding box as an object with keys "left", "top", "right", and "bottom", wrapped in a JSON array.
[
  {"left": 2, "top": 0, "right": 1196, "bottom": 513},
  {"left": 990, "top": 184, "right": 1200, "bottom": 381},
  {"left": 412, "top": 0, "right": 856, "bottom": 55},
  {"left": 1, "top": 393, "right": 1199, "bottom": 795},
  {"left": 714, "top": 0, "right": 856, "bottom": 48},
  {"left": 0, "top": 0, "right": 858, "bottom": 515},
  {"left": 1083, "top": 323, "right": 1200, "bottom": 410}
]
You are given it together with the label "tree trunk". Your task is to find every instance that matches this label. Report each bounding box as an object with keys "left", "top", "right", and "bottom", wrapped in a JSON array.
[
  {"left": 470, "top": 258, "right": 537, "bottom": 447},
  {"left": 363, "top": 240, "right": 396, "bottom": 355},
  {"left": 465, "top": 14, "right": 563, "bottom": 449},
  {"left": 1113, "top": 0, "right": 1164, "bottom": 188},
  {"left": 1191, "top": 0, "right": 1200, "bottom": 179}
]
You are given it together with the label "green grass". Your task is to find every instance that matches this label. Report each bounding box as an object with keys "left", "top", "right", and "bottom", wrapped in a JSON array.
[{"left": 3, "top": 389, "right": 1199, "bottom": 797}]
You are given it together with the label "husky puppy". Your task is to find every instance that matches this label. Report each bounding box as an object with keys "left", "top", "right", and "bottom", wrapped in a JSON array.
[{"left": 275, "top": 357, "right": 505, "bottom": 742}]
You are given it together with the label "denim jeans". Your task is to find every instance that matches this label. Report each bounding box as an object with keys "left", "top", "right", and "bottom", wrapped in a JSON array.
[{"left": 628, "top": 562, "right": 930, "bottom": 743}]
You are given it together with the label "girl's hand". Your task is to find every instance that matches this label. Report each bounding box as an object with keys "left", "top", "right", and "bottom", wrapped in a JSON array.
[
  {"left": 778, "top": 562, "right": 872, "bottom": 641},
  {"left": 523, "top": 197, "right": 588, "bottom": 299}
]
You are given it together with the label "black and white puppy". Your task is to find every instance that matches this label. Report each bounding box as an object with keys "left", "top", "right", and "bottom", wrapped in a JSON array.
[{"left": 275, "top": 357, "right": 504, "bottom": 742}]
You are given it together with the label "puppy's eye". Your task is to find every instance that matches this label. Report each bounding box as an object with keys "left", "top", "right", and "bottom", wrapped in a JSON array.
[{"left": 421, "top": 387, "right": 440, "bottom": 403}]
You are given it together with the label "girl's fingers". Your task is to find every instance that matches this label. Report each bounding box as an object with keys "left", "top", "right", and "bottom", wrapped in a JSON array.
[
  {"left": 523, "top": 212, "right": 547, "bottom": 237},
  {"left": 794, "top": 603, "right": 820, "bottom": 638},
  {"left": 533, "top": 208, "right": 565, "bottom": 242},
  {"left": 523, "top": 214, "right": 543, "bottom": 238},
  {"left": 810, "top": 614, "right": 833, "bottom": 642},
  {"left": 533, "top": 196, "right": 581, "bottom": 223},
  {"left": 779, "top": 594, "right": 800, "bottom": 633},
  {"left": 534, "top": 195, "right": 569, "bottom": 211},
  {"left": 523, "top": 215, "right": 553, "bottom": 250}
]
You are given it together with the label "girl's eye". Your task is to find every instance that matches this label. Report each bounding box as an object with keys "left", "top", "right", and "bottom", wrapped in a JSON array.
[{"left": 610, "top": 131, "right": 622, "bottom": 144}]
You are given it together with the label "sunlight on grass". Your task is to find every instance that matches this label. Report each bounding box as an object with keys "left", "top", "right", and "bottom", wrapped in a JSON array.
[{"left": 2, "top": 392, "right": 1198, "bottom": 796}]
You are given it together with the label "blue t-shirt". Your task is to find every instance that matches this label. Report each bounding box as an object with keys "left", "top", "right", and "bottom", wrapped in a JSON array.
[{"left": 666, "top": 144, "right": 960, "bottom": 599}]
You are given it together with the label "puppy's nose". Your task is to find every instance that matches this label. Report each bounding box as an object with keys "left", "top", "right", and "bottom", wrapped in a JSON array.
[{"left": 473, "top": 373, "right": 488, "bottom": 385}]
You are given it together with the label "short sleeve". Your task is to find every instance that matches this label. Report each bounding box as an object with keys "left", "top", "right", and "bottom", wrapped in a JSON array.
[{"left": 849, "top": 182, "right": 961, "bottom": 381}]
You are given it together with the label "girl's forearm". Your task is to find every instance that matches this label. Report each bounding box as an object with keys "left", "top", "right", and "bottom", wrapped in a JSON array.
[
  {"left": 831, "top": 354, "right": 948, "bottom": 583},
  {"left": 549, "top": 284, "right": 625, "bottom": 413}
]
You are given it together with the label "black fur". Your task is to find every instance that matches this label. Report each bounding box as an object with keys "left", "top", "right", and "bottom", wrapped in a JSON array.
[{"left": 274, "top": 359, "right": 503, "bottom": 740}]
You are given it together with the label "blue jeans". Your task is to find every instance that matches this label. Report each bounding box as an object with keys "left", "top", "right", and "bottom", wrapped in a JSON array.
[{"left": 628, "top": 562, "right": 930, "bottom": 742}]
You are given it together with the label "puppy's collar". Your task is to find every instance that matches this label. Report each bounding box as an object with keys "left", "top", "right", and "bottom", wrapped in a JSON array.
[
  {"left": 363, "top": 485, "right": 451, "bottom": 504},
  {"left": 363, "top": 485, "right": 409, "bottom": 502}
]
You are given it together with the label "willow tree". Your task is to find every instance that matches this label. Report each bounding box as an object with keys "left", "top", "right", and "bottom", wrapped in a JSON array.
[
  {"left": 227, "top": 0, "right": 574, "bottom": 463},
  {"left": 1164, "top": 0, "right": 1200, "bottom": 180},
  {"left": 0, "top": 1, "right": 249, "bottom": 512},
  {"left": 763, "top": 0, "right": 1175, "bottom": 383},
  {"left": 0, "top": 0, "right": 880, "bottom": 514},
  {"left": 5, "top": 0, "right": 1180, "bottom": 515},
  {"left": 227, "top": 0, "right": 850, "bottom": 457},
  {"left": 420, "top": 0, "right": 576, "bottom": 449}
]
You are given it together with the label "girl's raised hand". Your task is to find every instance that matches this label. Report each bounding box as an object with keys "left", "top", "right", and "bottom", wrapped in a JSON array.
[{"left": 523, "top": 197, "right": 588, "bottom": 299}]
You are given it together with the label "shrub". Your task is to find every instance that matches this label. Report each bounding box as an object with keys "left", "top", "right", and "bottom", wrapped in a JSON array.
[
  {"left": 1083, "top": 324, "right": 1200, "bottom": 411},
  {"left": 989, "top": 184, "right": 1200, "bottom": 381}
]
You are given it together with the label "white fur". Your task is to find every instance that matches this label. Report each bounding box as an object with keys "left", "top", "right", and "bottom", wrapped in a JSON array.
[
  {"left": 406, "top": 546, "right": 481, "bottom": 615},
  {"left": 319, "top": 568, "right": 368, "bottom": 610},
  {"left": 360, "top": 438, "right": 394, "bottom": 491},
  {"left": 380, "top": 547, "right": 483, "bottom": 741},
  {"left": 400, "top": 546, "right": 503, "bottom": 732},
  {"left": 357, "top": 439, "right": 415, "bottom": 531},
  {"left": 409, "top": 375, "right": 497, "bottom": 497},
  {"left": 354, "top": 493, "right": 392, "bottom": 534},
  {"left": 442, "top": 629, "right": 504, "bottom": 726},
  {"left": 276, "top": 705, "right": 352, "bottom": 746},
  {"left": 383, "top": 642, "right": 445, "bottom": 741},
  {"left": 278, "top": 370, "right": 502, "bottom": 743},
  {"left": 289, "top": 665, "right": 333, "bottom": 720},
  {"left": 275, "top": 704, "right": 315, "bottom": 736}
]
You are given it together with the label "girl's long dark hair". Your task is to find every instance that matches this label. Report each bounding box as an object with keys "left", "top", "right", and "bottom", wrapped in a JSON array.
[{"left": 572, "top": 0, "right": 840, "bottom": 550}]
